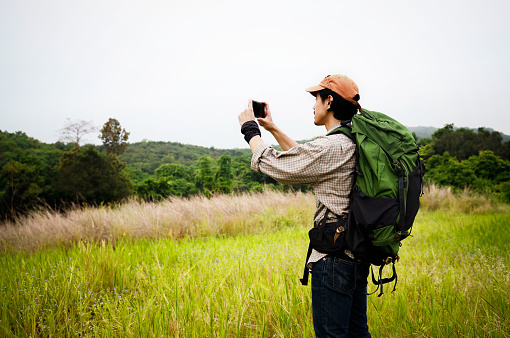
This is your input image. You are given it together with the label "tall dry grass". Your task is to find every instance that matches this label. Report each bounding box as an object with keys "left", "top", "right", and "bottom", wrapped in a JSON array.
[
  {"left": 2, "top": 184, "right": 507, "bottom": 253},
  {"left": 420, "top": 184, "right": 509, "bottom": 214},
  {"left": 0, "top": 191, "right": 315, "bottom": 253}
]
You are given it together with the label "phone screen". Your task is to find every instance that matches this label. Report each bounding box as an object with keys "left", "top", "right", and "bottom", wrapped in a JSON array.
[{"left": 252, "top": 100, "right": 266, "bottom": 118}]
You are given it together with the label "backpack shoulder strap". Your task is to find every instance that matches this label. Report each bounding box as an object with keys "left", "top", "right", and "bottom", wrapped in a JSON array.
[
  {"left": 327, "top": 120, "right": 361, "bottom": 178},
  {"left": 327, "top": 120, "right": 354, "bottom": 141}
]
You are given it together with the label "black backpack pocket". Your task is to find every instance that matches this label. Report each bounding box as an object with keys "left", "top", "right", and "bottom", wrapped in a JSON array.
[
  {"left": 308, "top": 216, "right": 347, "bottom": 255},
  {"left": 345, "top": 188, "right": 399, "bottom": 262},
  {"left": 349, "top": 188, "right": 399, "bottom": 227}
]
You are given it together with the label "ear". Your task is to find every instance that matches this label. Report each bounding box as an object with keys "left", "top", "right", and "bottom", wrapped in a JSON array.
[{"left": 328, "top": 95, "right": 333, "bottom": 105}]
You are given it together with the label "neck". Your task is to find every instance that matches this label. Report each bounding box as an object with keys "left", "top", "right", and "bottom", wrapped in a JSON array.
[{"left": 325, "top": 117, "right": 342, "bottom": 132}]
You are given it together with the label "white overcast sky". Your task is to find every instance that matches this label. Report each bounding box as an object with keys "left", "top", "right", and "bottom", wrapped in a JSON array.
[{"left": 1, "top": 0, "right": 509, "bottom": 149}]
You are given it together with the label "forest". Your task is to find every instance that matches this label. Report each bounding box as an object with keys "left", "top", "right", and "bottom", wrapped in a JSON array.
[{"left": 1, "top": 120, "right": 510, "bottom": 218}]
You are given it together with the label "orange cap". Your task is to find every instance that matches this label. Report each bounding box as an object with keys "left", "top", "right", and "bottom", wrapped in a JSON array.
[{"left": 305, "top": 74, "right": 361, "bottom": 110}]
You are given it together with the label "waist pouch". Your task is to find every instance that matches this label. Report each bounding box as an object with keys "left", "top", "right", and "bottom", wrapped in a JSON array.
[{"left": 308, "top": 210, "right": 347, "bottom": 255}]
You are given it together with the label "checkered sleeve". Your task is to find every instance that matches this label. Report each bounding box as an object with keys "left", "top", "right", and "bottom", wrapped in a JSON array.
[{"left": 250, "top": 140, "right": 329, "bottom": 186}]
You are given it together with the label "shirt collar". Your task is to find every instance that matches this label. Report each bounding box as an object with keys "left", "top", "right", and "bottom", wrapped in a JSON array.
[
  {"left": 328, "top": 122, "right": 343, "bottom": 132},
  {"left": 326, "top": 121, "right": 343, "bottom": 134}
]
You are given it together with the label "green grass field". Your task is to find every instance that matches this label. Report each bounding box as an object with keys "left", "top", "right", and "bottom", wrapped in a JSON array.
[{"left": 1, "top": 193, "right": 509, "bottom": 337}]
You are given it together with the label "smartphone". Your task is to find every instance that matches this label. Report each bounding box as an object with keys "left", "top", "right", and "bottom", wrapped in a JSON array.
[{"left": 252, "top": 100, "right": 266, "bottom": 118}]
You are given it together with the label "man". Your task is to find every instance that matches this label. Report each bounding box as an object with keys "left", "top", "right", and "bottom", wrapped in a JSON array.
[{"left": 237, "top": 74, "right": 371, "bottom": 337}]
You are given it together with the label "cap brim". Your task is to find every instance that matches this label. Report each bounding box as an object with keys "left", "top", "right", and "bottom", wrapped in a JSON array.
[{"left": 305, "top": 85, "right": 325, "bottom": 93}]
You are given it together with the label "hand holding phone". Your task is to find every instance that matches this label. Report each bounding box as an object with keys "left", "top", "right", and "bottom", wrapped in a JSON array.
[{"left": 252, "top": 100, "right": 266, "bottom": 118}]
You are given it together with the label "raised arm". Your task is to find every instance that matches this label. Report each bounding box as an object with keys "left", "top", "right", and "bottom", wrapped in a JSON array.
[
  {"left": 256, "top": 103, "right": 298, "bottom": 151},
  {"left": 238, "top": 100, "right": 298, "bottom": 153}
]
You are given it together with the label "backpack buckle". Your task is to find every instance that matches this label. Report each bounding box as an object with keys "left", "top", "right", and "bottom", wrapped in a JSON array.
[
  {"left": 383, "top": 255, "right": 400, "bottom": 265},
  {"left": 395, "top": 231, "right": 409, "bottom": 241},
  {"left": 333, "top": 226, "right": 345, "bottom": 243}
]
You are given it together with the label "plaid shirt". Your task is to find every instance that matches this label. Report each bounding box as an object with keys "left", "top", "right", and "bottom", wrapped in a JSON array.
[
  {"left": 251, "top": 122, "right": 356, "bottom": 225},
  {"left": 251, "top": 122, "right": 356, "bottom": 265}
]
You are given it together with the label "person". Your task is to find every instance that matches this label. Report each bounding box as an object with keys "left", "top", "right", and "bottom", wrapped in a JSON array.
[{"left": 237, "top": 74, "right": 371, "bottom": 337}]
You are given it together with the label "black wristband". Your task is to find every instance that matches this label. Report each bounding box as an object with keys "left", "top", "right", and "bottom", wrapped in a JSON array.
[{"left": 240, "top": 120, "right": 261, "bottom": 144}]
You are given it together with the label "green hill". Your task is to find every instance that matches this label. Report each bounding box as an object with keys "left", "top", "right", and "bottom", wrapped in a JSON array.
[{"left": 117, "top": 140, "right": 251, "bottom": 174}]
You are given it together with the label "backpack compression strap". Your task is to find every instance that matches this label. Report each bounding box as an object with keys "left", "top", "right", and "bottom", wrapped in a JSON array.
[
  {"left": 371, "top": 263, "right": 398, "bottom": 297},
  {"left": 397, "top": 164, "right": 406, "bottom": 236},
  {"left": 300, "top": 210, "right": 330, "bottom": 286},
  {"left": 299, "top": 244, "right": 313, "bottom": 286}
]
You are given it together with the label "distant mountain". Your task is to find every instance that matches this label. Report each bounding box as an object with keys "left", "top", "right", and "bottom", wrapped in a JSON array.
[
  {"left": 407, "top": 126, "right": 439, "bottom": 140},
  {"left": 407, "top": 126, "right": 510, "bottom": 141}
]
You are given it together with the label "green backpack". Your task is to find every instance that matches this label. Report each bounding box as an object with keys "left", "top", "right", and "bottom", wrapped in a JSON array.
[{"left": 329, "top": 109, "right": 425, "bottom": 295}]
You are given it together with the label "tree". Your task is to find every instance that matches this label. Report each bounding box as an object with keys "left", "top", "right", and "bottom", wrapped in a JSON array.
[
  {"left": 58, "top": 118, "right": 97, "bottom": 149},
  {"left": 1, "top": 160, "right": 42, "bottom": 213},
  {"left": 155, "top": 163, "right": 193, "bottom": 181},
  {"left": 495, "top": 181, "right": 510, "bottom": 203},
  {"left": 215, "top": 155, "right": 233, "bottom": 194},
  {"left": 411, "top": 132, "right": 418, "bottom": 142},
  {"left": 135, "top": 177, "right": 172, "bottom": 201},
  {"left": 136, "top": 162, "right": 197, "bottom": 198},
  {"left": 123, "top": 166, "right": 151, "bottom": 185},
  {"left": 464, "top": 150, "right": 510, "bottom": 183},
  {"left": 230, "top": 154, "right": 279, "bottom": 192},
  {"left": 424, "top": 149, "right": 510, "bottom": 196},
  {"left": 195, "top": 156, "right": 215, "bottom": 197},
  {"left": 477, "top": 128, "right": 503, "bottom": 157},
  {"left": 99, "top": 118, "right": 130, "bottom": 156},
  {"left": 56, "top": 146, "right": 133, "bottom": 203},
  {"left": 169, "top": 178, "right": 196, "bottom": 197},
  {"left": 424, "top": 152, "right": 477, "bottom": 189},
  {"left": 429, "top": 124, "right": 509, "bottom": 161},
  {"left": 0, "top": 131, "right": 67, "bottom": 217},
  {"left": 502, "top": 141, "right": 510, "bottom": 161},
  {"left": 432, "top": 123, "right": 454, "bottom": 140},
  {"left": 136, "top": 176, "right": 196, "bottom": 200}
]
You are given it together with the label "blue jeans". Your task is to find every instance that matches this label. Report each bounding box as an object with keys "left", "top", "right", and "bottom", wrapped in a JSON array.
[{"left": 311, "top": 256, "right": 371, "bottom": 338}]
